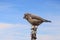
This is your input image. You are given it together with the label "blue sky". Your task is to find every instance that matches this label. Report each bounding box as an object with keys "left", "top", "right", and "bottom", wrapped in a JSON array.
[{"left": 0, "top": 0, "right": 60, "bottom": 40}]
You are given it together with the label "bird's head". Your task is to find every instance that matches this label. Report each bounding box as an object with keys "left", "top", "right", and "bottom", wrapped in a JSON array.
[{"left": 23, "top": 13, "right": 31, "bottom": 20}]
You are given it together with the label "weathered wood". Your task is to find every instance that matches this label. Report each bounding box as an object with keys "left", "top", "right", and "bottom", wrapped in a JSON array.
[{"left": 31, "top": 26, "right": 37, "bottom": 40}]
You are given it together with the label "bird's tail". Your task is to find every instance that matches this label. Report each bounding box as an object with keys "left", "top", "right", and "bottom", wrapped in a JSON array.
[{"left": 44, "top": 20, "right": 51, "bottom": 22}]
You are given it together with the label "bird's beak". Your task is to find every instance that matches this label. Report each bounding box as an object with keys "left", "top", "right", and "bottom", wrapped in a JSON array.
[
  {"left": 23, "top": 15, "right": 26, "bottom": 19},
  {"left": 23, "top": 16, "right": 25, "bottom": 19},
  {"left": 23, "top": 14, "right": 26, "bottom": 19}
]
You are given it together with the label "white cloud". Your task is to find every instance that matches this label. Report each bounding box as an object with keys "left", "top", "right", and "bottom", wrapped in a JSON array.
[
  {"left": 0, "top": 23, "right": 20, "bottom": 29},
  {"left": 0, "top": 23, "right": 14, "bottom": 29},
  {"left": 0, "top": 23, "right": 30, "bottom": 30},
  {"left": 0, "top": 23, "right": 30, "bottom": 40},
  {"left": 37, "top": 34, "right": 60, "bottom": 40}
]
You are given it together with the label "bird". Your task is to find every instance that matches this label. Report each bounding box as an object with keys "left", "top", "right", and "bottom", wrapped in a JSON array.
[{"left": 23, "top": 13, "right": 51, "bottom": 26}]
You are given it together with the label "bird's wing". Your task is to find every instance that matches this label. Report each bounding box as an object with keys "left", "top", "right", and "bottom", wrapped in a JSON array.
[{"left": 30, "top": 14, "right": 44, "bottom": 20}]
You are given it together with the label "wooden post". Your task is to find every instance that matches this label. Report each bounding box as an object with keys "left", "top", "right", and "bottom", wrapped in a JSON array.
[{"left": 31, "top": 26, "right": 38, "bottom": 40}]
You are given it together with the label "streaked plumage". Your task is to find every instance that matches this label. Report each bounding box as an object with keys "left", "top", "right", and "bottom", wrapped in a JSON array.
[{"left": 23, "top": 13, "right": 51, "bottom": 26}]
